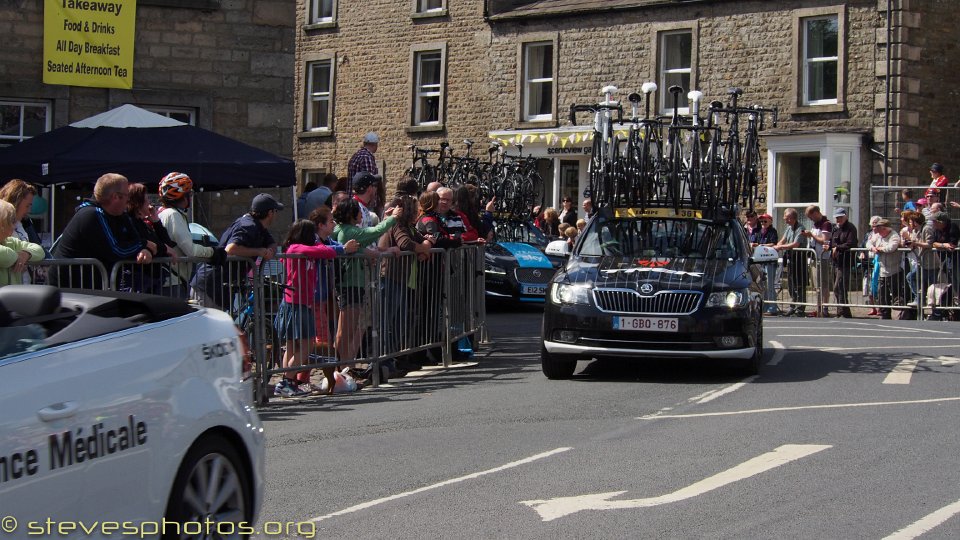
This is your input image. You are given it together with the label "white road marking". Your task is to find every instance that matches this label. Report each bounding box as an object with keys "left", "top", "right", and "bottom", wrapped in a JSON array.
[
  {"left": 693, "top": 376, "right": 756, "bottom": 404},
  {"left": 883, "top": 358, "right": 920, "bottom": 385},
  {"left": 882, "top": 498, "right": 960, "bottom": 540},
  {"left": 938, "top": 356, "right": 959, "bottom": 367},
  {"left": 777, "top": 335, "right": 960, "bottom": 340},
  {"left": 307, "top": 447, "right": 571, "bottom": 523},
  {"left": 520, "top": 444, "right": 831, "bottom": 521},
  {"left": 766, "top": 340, "right": 786, "bottom": 366},
  {"left": 793, "top": 345, "right": 960, "bottom": 352},
  {"left": 764, "top": 326, "right": 935, "bottom": 333},
  {"left": 866, "top": 322, "right": 955, "bottom": 335},
  {"left": 637, "top": 397, "right": 960, "bottom": 420},
  {"left": 882, "top": 356, "right": 957, "bottom": 385}
]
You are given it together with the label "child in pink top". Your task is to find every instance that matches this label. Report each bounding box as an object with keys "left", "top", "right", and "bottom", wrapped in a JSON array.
[{"left": 274, "top": 219, "right": 357, "bottom": 396}]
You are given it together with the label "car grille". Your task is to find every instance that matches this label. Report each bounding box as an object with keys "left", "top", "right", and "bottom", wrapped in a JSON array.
[
  {"left": 593, "top": 289, "right": 702, "bottom": 315},
  {"left": 514, "top": 268, "right": 552, "bottom": 284}
]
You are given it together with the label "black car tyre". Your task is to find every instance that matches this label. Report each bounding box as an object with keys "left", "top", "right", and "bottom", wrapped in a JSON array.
[
  {"left": 732, "top": 324, "right": 763, "bottom": 375},
  {"left": 541, "top": 345, "right": 577, "bottom": 379},
  {"left": 164, "top": 434, "right": 252, "bottom": 540}
]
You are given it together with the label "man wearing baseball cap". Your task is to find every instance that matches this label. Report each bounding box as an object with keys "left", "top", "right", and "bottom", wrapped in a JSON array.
[
  {"left": 350, "top": 171, "right": 382, "bottom": 229},
  {"left": 829, "top": 207, "right": 858, "bottom": 317},
  {"left": 190, "top": 193, "right": 282, "bottom": 310},
  {"left": 348, "top": 132, "right": 380, "bottom": 182}
]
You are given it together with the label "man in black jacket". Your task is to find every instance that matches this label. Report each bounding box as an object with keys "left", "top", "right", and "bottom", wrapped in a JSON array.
[
  {"left": 52, "top": 173, "right": 151, "bottom": 288},
  {"left": 829, "top": 207, "right": 859, "bottom": 318}
]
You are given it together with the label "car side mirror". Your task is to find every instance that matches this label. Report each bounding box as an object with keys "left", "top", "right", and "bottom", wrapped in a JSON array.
[
  {"left": 749, "top": 245, "right": 779, "bottom": 265},
  {"left": 545, "top": 240, "right": 570, "bottom": 258}
]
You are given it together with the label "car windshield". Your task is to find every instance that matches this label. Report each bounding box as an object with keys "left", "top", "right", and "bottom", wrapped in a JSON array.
[
  {"left": 494, "top": 221, "right": 548, "bottom": 246},
  {"left": 577, "top": 216, "right": 742, "bottom": 260}
]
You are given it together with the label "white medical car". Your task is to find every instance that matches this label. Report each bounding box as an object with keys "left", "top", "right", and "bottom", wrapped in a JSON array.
[{"left": 0, "top": 285, "right": 264, "bottom": 538}]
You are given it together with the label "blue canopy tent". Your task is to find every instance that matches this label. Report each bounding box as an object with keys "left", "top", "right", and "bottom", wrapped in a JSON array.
[{"left": 0, "top": 104, "right": 295, "bottom": 189}]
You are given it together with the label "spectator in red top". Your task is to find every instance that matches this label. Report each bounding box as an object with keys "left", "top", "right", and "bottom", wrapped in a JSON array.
[
  {"left": 347, "top": 132, "right": 379, "bottom": 183},
  {"left": 926, "top": 163, "right": 949, "bottom": 198},
  {"left": 435, "top": 186, "right": 479, "bottom": 242}
]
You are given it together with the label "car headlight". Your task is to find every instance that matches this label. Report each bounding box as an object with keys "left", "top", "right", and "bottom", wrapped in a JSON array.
[
  {"left": 706, "top": 290, "right": 748, "bottom": 308},
  {"left": 485, "top": 262, "right": 507, "bottom": 275},
  {"left": 550, "top": 283, "right": 591, "bottom": 305}
]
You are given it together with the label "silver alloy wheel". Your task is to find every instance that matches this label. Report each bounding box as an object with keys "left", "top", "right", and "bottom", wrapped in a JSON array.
[{"left": 179, "top": 453, "right": 247, "bottom": 539}]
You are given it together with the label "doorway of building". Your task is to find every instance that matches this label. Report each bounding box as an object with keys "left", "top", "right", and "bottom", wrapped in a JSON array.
[{"left": 559, "top": 160, "right": 580, "bottom": 208}]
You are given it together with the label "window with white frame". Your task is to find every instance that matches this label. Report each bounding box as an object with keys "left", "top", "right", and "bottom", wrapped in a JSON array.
[
  {"left": 306, "top": 60, "right": 333, "bottom": 131},
  {"left": 144, "top": 106, "right": 196, "bottom": 125},
  {"left": 0, "top": 101, "right": 50, "bottom": 146},
  {"left": 417, "top": 0, "right": 443, "bottom": 12},
  {"left": 802, "top": 15, "right": 839, "bottom": 105},
  {"left": 414, "top": 50, "right": 443, "bottom": 126},
  {"left": 659, "top": 30, "right": 692, "bottom": 114},
  {"left": 309, "top": 0, "right": 335, "bottom": 25},
  {"left": 522, "top": 41, "right": 554, "bottom": 122},
  {"left": 766, "top": 134, "right": 862, "bottom": 231}
]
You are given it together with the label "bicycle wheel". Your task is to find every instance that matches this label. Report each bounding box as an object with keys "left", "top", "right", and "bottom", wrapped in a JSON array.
[
  {"left": 742, "top": 129, "right": 762, "bottom": 207},
  {"left": 589, "top": 132, "right": 605, "bottom": 206}
]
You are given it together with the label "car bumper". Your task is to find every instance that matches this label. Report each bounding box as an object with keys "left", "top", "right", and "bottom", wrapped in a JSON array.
[
  {"left": 543, "top": 339, "right": 755, "bottom": 360},
  {"left": 485, "top": 274, "right": 547, "bottom": 302},
  {"left": 542, "top": 303, "right": 759, "bottom": 360}
]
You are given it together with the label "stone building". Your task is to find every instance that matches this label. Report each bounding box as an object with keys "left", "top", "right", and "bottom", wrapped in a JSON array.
[
  {"left": 294, "top": 0, "right": 960, "bottom": 230},
  {"left": 1, "top": 0, "right": 295, "bottom": 240}
]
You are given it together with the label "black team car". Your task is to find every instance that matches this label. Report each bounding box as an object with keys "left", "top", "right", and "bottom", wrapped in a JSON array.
[{"left": 540, "top": 207, "right": 778, "bottom": 378}]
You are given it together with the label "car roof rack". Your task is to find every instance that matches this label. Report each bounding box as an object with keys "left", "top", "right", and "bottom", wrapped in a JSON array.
[{"left": 569, "top": 85, "right": 777, "bottom": 221}]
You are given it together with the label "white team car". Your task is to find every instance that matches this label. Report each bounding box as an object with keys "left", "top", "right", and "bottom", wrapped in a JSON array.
[{"left": 0, "top": 285, "right": 264, "bottom": 538}]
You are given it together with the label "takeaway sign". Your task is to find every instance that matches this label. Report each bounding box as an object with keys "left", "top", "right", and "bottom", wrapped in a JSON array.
[{"left": 43, "top": 0, "right": 136, "bottom": 89}]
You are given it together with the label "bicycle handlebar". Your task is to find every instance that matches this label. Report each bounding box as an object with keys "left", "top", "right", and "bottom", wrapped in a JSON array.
[{"left": 568, "top": 103, "right": 624, "bottom": 126}]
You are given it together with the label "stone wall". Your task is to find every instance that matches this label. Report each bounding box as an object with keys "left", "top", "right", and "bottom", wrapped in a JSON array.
[
  {"left": 295, "top": 0, "right": 903, "bottom": 203},
  {"left": 0, "top": 0, "right": 296, "bottom": 240},
  {"left": 883, "top": 0, "right": 960, "bottom": 185},
  {"left": 294, "top": 0, "right": 495, "bottom": 188}
]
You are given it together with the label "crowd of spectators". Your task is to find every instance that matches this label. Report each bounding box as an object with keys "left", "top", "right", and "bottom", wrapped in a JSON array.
[{"left": 746, "top": 164, "right": 960, "bottom": 321}]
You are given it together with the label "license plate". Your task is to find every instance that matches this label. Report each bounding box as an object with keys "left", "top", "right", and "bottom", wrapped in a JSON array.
[
  {"left": 612, "top": 316, "right": 679, "bottom": 332},
  {"left": 522, "top": 284, "right": 547, "bottom": 295}
]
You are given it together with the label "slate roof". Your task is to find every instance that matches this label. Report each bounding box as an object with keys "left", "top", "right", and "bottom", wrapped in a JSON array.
[{"left": 487, "top": 0, "right": 709, "bottom": 20}]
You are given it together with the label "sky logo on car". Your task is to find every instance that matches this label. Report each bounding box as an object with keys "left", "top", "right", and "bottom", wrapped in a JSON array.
[{"left": 499, "top": 243, "right": 553, "bottom": 268}]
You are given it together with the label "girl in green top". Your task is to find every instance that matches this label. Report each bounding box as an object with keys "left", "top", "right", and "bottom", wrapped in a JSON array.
[{"left": 332, "top": 198, "right": 402, "bottom": 364}]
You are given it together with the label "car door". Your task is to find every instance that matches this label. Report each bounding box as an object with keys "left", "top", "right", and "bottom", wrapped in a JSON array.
[
  {"left": 0, "top": 346, "right": 85, "bottom": 525},
  {"left": 0, "top": 327, "right": 168, "bottom": 528}
]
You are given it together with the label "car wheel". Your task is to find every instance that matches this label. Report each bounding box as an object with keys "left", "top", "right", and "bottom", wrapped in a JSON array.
[
  {"left": 733, "top": 325, "right": 763, "bottom": 375},
  {"left": 541, "top": 345, "right": 577, "bottom": 379},
  {"left": 164, "top": 434, "right": 251, "bottom": 540}
]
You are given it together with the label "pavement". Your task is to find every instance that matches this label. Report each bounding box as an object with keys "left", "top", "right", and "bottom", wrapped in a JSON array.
[{"left": 253, "top": 308, "right": 960, "bottom": 539}]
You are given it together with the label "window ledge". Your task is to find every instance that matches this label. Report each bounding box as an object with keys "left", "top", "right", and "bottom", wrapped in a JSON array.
[
  {"left": 298, "top": 130, "right": 333, "bottom": 139},
  {"left": 411, "top": 9, "right": 447, "bottom": 20},
  {"left": 406, "top": 124, "right": 445, "bottom": 133},
  {"left": 516, "top": 119, "right": 557, "bottom": 130},
  {"left": 790, "top": 103, "right": 846, "bottom": 115},
  {"left": 303, "top": 21, "right": 337, "bottom": 31}
]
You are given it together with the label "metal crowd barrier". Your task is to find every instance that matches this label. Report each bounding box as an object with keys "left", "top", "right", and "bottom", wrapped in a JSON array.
[
  {"left": 26, "top": 258, "right": 109, "bottom": 289},
  {"left": 248, "top": 245, "right": 486, "bottom": 403},
  {"left": 764, "top": 246, "right": 959, "bottom": 321}
]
